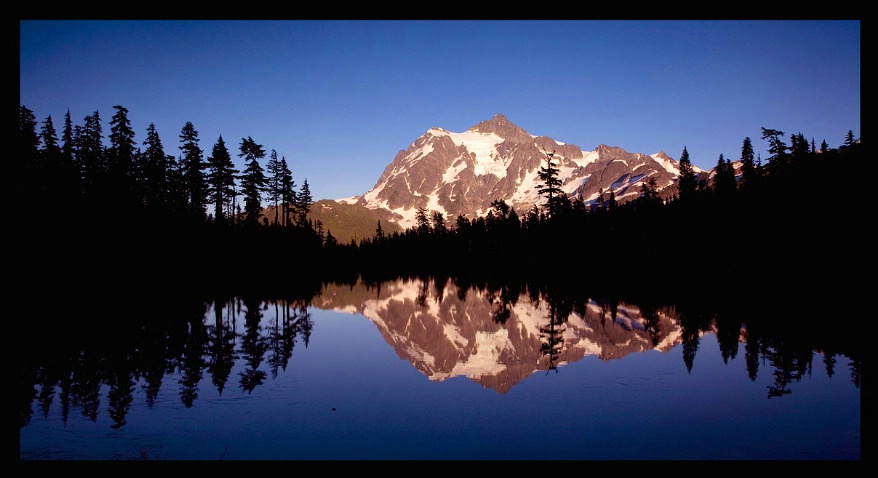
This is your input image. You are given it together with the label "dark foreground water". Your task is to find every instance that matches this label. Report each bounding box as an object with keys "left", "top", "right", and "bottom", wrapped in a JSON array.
[{"left": 19, "top": 278, "right": 861, "bottom": 461}]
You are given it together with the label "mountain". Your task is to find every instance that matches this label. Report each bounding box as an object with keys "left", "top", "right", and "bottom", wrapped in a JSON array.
[
  {"left": 333, "top": 113, "right": 706, "bottom": 231},
  {"left": 315, "top": 277, "right": 688, "bottom": 394}
]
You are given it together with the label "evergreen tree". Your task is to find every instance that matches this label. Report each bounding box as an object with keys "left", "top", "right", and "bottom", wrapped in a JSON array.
[
  {"left": 265, "top": 149, "right": 282, "bottom": 225},
  {"left": 676, "top": 146, "right": 698, "bottom": 203},
  {"left": 739, "top": 137, "right": 757, "bottom": 192},
  {"left": 415, "top": 206, "right": 431, "bottom": 235},
  {"left": 761, "top": 127, "right": 788, "bottom": 177},
  {"left": 844, "top": 130, "right": 855, "bottom": 147},
  {"left": 790, "top": 132, "right": 809, "bottom": 161},
  {"left": 279, "top": 157, "right": 296, "bottom": 227},
  {"left": 61, "top": 109, "right": 75, "bottom": 180},
  {"left": 141, "top": 123, "right": 171, "bottom": 208},
  {"left": 206, "top": 135, "right": 238, "bottom": 225},
  {"left": 537, "top": 150, "right": 563, "bottom": 216},
  {"left": 238, "top": 136, "right": 267, "bottom": 227},
  {"left": 166, "top": 154, "right": 188, "bottom": 215},
  {"left": 607, "top": 190, "right": 617, "bottom": 212},
  {"left": 431, "top": 211, "right": 447, "bottom": 235},
  {"left": 820, "top": 139, "right": 829, "bottom": 153},
  {"left": 713, "top": 153, "right": 736, "bottom": 197},
  {"left": 296, "top": 179, "right": 313, "bottom": 226},
  {"left": 107, "top": 105, "right": 137, "bottom": 197},
  {"left": 178, "top": 121, "right": 207, "bottom": 219},
  {"left": 39, "top": 114, "right": 62, "bottom": 201},
  {"left": 77, "top": 110, "right": 106, "bottom": 199},
  {"left": 638, "top": 176, "right": 660, "bottom": 205},
  {"left": 595, "top": 188, "right": 605, "bottom": 210},
  {"left": 375, "top": 220, "right": 384, "bottom": 240}
]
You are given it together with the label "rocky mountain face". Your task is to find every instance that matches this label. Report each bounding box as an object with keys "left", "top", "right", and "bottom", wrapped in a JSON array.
[
  {"left": 316, "top": 278, "right": 687, "bottom": 394},
  {"left": 336, "top": 113, "right": 705, "bottom": 230}
]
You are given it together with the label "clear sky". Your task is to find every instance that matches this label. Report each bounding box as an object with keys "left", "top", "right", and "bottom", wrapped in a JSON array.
[{"left": 19, "top": 20, "right": 860, "bottom": 202}]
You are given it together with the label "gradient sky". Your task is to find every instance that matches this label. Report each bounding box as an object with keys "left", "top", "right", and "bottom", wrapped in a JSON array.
[{"left": 19, "top": 20, "right": 860, "bottom": 202}]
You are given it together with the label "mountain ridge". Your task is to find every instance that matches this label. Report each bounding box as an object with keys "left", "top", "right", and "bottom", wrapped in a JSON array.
[{"left": 334, "top": 113, "right": 706, "bottom": 232}]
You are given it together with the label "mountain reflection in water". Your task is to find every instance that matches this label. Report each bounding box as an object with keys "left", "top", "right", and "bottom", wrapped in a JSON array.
[{"left": 19, "top": 275, "right": 861, "bottom": 460}]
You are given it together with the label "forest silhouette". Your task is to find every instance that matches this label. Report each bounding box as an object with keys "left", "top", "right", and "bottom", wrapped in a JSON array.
[{"left": 15, "top": 104, "right": 865, "bottom": 318}]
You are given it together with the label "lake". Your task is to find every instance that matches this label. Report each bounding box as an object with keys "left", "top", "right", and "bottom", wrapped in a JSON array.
[{"left": 18, "top": 276, "right": 861, "bottom": 461}]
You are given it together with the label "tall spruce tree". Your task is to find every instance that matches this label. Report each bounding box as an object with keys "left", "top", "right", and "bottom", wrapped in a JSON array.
[
  {"left": 141, "top": 123, "right": 170, "bottom": 209},
  {"left": 77, "top": 111, "right": 106, "bottom": 200},
  {"left": 61, "top": 109, "right": 75, "bottom": 180},
  {"left": 206, "top": 135, "right": 238, "bottom": 225},
  {"left": 39, "top": 114, "right": 62, "bottom": 201},
  {"left": 237, "top": 136, "right": 267, "bottom": 227},
  {"left": 761, "top": 127, "right": 787, "bottom": 178},
  {"left": 844, "top": 130, "right": 855, "bottom": 147},
  {"left": 178, "top": 121, "right": 207, "bottom": 219},
  {"left": 108, "top": 105, "right": 137, "bottom": 199},
  {"left": 279, "top": 157, "right": 296, "bottom": 227},
  {"left": 676, "top": 146, "right": 698, "bottom": 203},
  {"left": 739, "top": 137, "right": 756, "bottom": 192},
  {"left": 537, "top": 150, "right": 563, "bottom": 216},
  {"left": 265, "top": 149, "right": 282, "bottom": 225},
  {"left": 296, "top": 179, "right": 313, "bottom": 226},
  {"left": 712, "top": 154, "right": 736, "bottom": 197}
]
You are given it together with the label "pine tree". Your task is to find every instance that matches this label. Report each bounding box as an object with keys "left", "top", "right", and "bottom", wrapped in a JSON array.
[
  {"left": 296, "top": 179, "right": 313, "bottom": 226},
  {"left": 141, "top": 123, "right": 170, "bottom": 208},
  {"left": 761, "top": 127, "right": 788, "bottom": 177},
  {"left": 607, "top": 190, "right": 617, "bottom": 212},
  {"left": 790, "top": 132, "right": 809, "bottom": 161},
  {"left": 593, "top": 188, "right": 604, "bottom": 211},
  {"left": 638, "top": 176, "right": 660, "bottom": 205},
  {"left": 431, "top": 211, "right": 447, "bottom": 234},
  {"left": 178, "top": 121, "right": 207, "bottom": 219},
  {"left": 237, "top": 136, "right": 267, "bottom": 227},
  {"left": 206, "top": 135, "right": 238, "bottom": 225},
  {"left": 537, "top": 150, "right": 563, "bottom": 216},
  {"left": 844, "top": 130, "right": 855, "bottom": 147},
  {"left": 415, "top": 206, "right": 431, "bottom": 235},
  {"left": 279, "top": 157, "right": 296, "bottom": 227},
  {"left": 61, "top": 109, "right": 75, "bottom": 179},
  {"left": 77, "top": 110, "right": 106, "bottom": 199},
  {"left": 676, "top": 146, "right": 698, "bottom": 203},
  {"left": 108, "top": 105, "right": 137, "bottom": 197},
  {"left": 713, "top": 154, "right": 736, "bottom": 197},
  {"left": 739, "top": 137, "right": 756, "bottom": 192},
  {"left": 265, "top": 149, "right": 282, "bottom": 225},
  {"left": 39, "top": 114, "right": 62, "bottom": 201}
]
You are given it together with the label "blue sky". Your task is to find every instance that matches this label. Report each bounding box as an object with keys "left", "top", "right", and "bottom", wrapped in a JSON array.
[{"left": 20, "top": 20, "right": 860, "bottom": 202}]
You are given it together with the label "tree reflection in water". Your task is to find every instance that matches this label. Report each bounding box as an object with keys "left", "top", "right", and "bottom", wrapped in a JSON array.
[{"left": 19, "top": 274, "right": 862, "bottom": 431}]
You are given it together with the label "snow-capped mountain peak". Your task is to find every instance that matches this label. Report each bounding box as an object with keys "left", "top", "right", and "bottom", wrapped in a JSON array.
[{"left": 345, "top": 114, "right": 689, "bottom": 230}]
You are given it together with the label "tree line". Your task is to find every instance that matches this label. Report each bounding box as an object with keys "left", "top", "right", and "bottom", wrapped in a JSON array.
[
  {"left": 16, "top": 104, "right": 327, "bottom": 286},
  {"left": 16, "top": 103, "right": 864, "bottom": 300},
  {"left": 346, "top": 127, "right": 864, "bottom": 305}
]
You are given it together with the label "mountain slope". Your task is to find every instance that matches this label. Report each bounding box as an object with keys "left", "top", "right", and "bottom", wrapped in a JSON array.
[
  {"left": 338, "top": 113, "right": 704, "bottom": 230},
  {"left": 262, "top": 201, "right": 403, "bottom": 244}
]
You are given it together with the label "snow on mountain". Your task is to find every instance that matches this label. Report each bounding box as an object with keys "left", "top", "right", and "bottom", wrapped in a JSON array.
[
  {"left": 315, "top": 278, "right": 683, "bottom": 393},
  {"left": 342, "top": 114, "right": 692, "bottom": 230}
]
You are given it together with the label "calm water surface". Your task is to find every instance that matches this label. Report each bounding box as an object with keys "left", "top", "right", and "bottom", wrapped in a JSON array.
[{"left": 19, "top": 278, "right": 861, "bottom": 460}]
